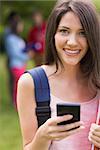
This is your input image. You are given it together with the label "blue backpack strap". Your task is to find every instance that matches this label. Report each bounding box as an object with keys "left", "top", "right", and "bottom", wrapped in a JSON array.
[{"left": 25, "top": 66, "right": 51, "bottom": 127}]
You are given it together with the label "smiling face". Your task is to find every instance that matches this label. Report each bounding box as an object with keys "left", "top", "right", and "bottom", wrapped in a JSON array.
[{"left": 55, "top": 11, "right": 88, "bottom": 67}]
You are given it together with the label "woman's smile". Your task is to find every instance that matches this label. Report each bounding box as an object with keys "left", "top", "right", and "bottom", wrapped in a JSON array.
[{"left": 63, "top": 48, "right": 81, "bottom": 56}]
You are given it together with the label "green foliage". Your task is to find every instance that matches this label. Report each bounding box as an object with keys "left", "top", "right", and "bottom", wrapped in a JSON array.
[
  {"left": 1, "top": 0, "right": 56, "bottom": 24},
  {"left": 93, "top": 0, "right": 100, "bottom": 11}
]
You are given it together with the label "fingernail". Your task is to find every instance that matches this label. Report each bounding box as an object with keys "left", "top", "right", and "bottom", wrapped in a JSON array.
[{"left": 67, "top": 115, "right": 73, "bottom": 119}]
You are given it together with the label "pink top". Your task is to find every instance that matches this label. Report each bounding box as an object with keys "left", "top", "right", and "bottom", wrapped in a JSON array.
[{"left": 49, "top": 93, "right": 99, "bottom": 150}]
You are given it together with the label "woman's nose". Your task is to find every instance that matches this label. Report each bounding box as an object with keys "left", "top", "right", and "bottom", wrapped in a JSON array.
[{"left": 67, "top": 34, "right": 78, "bottom": 47}]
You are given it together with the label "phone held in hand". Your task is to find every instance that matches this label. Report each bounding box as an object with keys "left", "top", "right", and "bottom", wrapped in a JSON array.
[{"left": 57, "top": 103, "right": 80, "bottom": 125}]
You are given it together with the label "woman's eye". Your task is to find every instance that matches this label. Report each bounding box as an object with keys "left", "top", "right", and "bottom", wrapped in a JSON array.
[
  {"left": 79, "top": 31, "right": 86, "bottom": 37},
  {"left": 59, "top": 29, "right": 69, "bottom": 35}
]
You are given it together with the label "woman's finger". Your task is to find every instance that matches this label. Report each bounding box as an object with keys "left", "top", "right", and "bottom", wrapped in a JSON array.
[
  {"left": 49, "top": 125, "right": 84, "bottom": 141},
  {"left": 47, "top": 115, "right": 73, "bottom": 125}
]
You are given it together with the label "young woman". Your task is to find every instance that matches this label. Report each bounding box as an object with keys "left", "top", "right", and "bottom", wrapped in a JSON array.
[
  {"left": 5, "top": 17, "right": 29, "bottom": 108},
  {"left": 17, "top": 0, "right": 100, "bottom": 149}
]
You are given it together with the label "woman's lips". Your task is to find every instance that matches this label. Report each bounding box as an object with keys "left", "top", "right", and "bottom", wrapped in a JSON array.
[{"left": 63, "top": 49, "right": 80, "bottom": 56}]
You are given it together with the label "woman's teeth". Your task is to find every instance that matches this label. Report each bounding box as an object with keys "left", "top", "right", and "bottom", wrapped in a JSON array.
[{"left": 64, "top": 49, "right": 80, "bottom": 55}]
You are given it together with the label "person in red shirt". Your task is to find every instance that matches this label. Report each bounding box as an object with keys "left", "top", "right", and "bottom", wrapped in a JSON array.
[{"left": 27, "top": 9, "right": 46, "bottom": 66}]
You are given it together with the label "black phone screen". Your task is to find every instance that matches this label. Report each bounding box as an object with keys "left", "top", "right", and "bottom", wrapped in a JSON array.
[{"left": 57, "top": 103, "right": 80, "bottom": 125}]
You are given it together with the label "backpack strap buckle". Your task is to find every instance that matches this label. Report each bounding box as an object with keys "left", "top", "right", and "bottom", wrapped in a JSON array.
[{"left": 36, "top": 105, "right": 51, "bottom": 127}]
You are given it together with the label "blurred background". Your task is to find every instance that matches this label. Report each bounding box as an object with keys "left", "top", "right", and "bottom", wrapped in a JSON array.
[{"left": 0, "top": 0, "right": 100, "bottom": 150}]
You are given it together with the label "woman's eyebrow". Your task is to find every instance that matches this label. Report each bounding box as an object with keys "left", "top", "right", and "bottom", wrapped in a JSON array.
[
  {"left": 58, "top": 26, "right": 70, "bottom": 29},
  {"left": 58, "top": 26, "right": 84, "bottom": 31}
]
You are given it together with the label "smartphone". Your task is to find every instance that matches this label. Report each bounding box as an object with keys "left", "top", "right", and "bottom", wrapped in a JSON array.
[{"left": 57, "top": 103, "right": 80, "bottom": 125}]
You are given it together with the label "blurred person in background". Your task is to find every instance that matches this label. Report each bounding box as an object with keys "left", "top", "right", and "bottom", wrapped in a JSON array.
[
  {"left": 27, "top": 9, "right": 46, "bottom": 66},
  {"left": 4, "top": 15, "right": 30, "bottom": 109},
  {"left": 4, "top": 11, "right": 20, "bottom": 103}
]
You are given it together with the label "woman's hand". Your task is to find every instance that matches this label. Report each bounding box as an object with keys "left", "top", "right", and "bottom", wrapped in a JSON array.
[
  {"left": 36, "top": 115, "right": 84, "bottom": 141},
  {"left": 88, "top": 123, "right": 100, "bottom": 148}
]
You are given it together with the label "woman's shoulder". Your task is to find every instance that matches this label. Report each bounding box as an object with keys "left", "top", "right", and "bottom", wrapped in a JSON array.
[{"left": 18, "top": 72, "right": 34, "bottom": 90}]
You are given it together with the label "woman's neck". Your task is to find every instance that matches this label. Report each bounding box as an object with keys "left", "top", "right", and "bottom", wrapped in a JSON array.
[{"left": 55, "top": 63, "right": 84, "bottom": 83}]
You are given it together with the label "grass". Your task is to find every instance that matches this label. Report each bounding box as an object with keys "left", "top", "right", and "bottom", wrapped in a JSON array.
[
  {"left": 0, "top": 54, "right": 23, "bottom": 150},
  {"left": 0, "top": 109, "right": 22, "bottom": 150}
]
